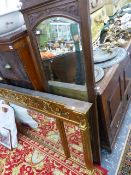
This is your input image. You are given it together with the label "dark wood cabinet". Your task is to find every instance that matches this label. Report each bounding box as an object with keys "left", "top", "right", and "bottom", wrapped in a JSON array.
[
  {"left": 0, "top": 29, "right": 46, "bottom": 90},
  {"left": 97, "top": 42, "right": 131, "bottom": 151}
]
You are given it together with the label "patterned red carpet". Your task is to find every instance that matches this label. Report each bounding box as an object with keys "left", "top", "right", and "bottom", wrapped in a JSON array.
[
  {"left": 19, "top": 110, "right": 86, "bottom": 164},
  {"left": 0, "top": 110, "right": 108, "bottom": 174}
]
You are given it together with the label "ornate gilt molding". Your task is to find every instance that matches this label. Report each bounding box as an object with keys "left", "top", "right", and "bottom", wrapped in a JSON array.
[
  {"left": 0, "top": 88, "right": 86, "bottom": 124},
  {"left": 79, "top": 119, "right": 90, "bottom": 131}
]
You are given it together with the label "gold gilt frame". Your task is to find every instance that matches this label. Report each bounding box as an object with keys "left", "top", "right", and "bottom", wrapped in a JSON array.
[{"left": 0, "top": 85, "right": 94, "bottom": 172}]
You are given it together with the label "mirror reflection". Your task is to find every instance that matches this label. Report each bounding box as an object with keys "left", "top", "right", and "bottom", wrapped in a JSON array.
[{"left": 35, "top": 17, "right": 86, "bottom": 85}]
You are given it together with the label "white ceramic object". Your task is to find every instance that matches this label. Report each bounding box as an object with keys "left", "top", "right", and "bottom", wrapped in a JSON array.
[
  {"left": 0, "top": 10, "right": 25, "bottom": 36},
  {"left": 10, "top": 103, "right": 38, "bottom": 129},
  {"left": 93, "top": 47, "right": 119, "bottom": 63},
  {"left": 94, "top": 65, "right": 104, "bottom": 82},
  {"left": 121, "top": 21, "right": 131, "bottom": 31},
  {"left": 121, "top": 13, "right": 131, "bottom": 24},
  {"left": 0, "top": 102, "right": 18, "bottom": 148},
  {"left": 95, "top": 48, "right": 127, "bottom": 68}
]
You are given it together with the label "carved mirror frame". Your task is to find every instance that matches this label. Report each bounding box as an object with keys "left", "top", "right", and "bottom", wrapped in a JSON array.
[{"left": 20, "top": 0, "right": 101, "bottom": 163}]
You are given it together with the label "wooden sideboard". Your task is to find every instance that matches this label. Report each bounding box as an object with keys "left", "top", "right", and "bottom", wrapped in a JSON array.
[{"left": 96, "top": 41, "right": 131, "bottom": 151}]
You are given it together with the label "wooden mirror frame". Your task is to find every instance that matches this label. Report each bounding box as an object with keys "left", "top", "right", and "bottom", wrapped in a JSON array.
[{"left": 20, "top": 0, "right": 101, "bottom": 163}]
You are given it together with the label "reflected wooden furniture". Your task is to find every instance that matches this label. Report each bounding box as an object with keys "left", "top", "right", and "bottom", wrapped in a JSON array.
[
  {"left": 43, "top": 51, "right": 86, "bottom": 83},
  {"left": 0, "top": 29, "right": 46, "bottom": 90},
  {"left": 96, "top": 41, "right": 131, "bottom": 151},
  {"left": 0, "top": 83, "right": 93, "bottom": 171},
  {"left": 42, "top": 52, "right": 77, "bottom": 82}
]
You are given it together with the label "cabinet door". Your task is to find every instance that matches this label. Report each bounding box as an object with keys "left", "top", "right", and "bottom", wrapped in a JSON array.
[
  {"left": 0, "top": 51, "right": 29, "bottom": 81},
  {"left": 107, "top": 80, "right": 122, "bottom": 122}
]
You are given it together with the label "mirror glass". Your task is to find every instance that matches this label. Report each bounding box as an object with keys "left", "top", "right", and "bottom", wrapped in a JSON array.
[
  {"left": 35, "top": 17, "right": 86, "bottom": 86},
  {"left": 35, "top": 17, "right": 85, "bottom": 85}
]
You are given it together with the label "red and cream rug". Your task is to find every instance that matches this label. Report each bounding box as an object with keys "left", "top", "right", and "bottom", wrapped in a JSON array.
[
  {"left": 0, "top": 134, "right": 107, "bottom": 175},
  {"left": 18, "top": 110, "right": 86, "bottom": 164},
  {"left": 0, "top": 110, "right": 108, "bottom": 174}
]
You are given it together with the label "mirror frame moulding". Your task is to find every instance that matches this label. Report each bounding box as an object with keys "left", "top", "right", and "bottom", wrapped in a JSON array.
[
  {"left": 0, "top": 84, "right": 90, "bottom": 124},
  {"left": 20, "top": 0, "right": 101, "bottom": 163},
  {"left": 0, "top": 83, "right": 94, "bottom": 170}
]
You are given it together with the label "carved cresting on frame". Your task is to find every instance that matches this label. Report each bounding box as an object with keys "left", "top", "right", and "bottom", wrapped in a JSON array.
[
  {"left": 27, "top": 1, "right": 80, "bottom": 29},
  {"left": 0, "top": 87, "right": 94, "bottom": 170}
]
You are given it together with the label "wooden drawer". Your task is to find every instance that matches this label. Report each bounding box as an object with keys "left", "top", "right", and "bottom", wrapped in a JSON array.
[{"left": 0, "top": 51, "right": 29, "bottom": 81}]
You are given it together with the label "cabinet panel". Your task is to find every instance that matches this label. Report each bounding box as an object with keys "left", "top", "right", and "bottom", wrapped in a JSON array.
[
  {"left": 107, "top": 81, "right": 122, "bottom": 121},
  {"left": 124, "top": 57, "right": 131, "bottom": 86},
  {"left": 0, "top": 51, "right": 29, "bottom": 81}
]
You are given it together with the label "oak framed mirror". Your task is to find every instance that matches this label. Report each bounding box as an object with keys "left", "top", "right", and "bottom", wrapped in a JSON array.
[{"left": 20, "top": 0, "right": 101, "bottom": 163}]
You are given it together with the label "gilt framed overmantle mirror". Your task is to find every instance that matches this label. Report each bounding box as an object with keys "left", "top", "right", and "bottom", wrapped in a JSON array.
[{"left": 20, "top": 0, "right": 101, "bottom": 163}]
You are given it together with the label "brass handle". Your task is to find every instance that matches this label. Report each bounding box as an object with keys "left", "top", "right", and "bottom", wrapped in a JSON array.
[
  {"left": 9, "top": 45, "right": 13, "bottom": 50},
  {"left": 5, "top": 64, "right": 12, "bottom": 69},
  {"left": 0, "top": 77, "right": 3, "bottom": 81},
  {"left": 116, "top": 121, "right": 120, "bottom": 128}
]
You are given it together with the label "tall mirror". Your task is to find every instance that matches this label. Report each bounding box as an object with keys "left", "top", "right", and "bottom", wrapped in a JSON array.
[{"left": 35, "top": 17, "right": 86, "bottom": 89}]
